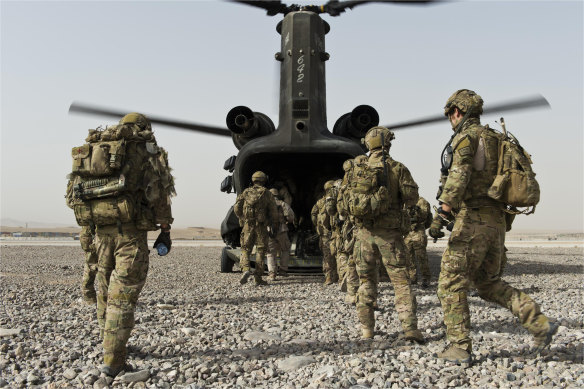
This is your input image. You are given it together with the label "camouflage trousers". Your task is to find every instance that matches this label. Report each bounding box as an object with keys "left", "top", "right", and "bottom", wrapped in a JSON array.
[
  {"left": 80, "top": 226, "right": 98, "bottom": 301},
  {"left": 438, "top": 207, "right": 551, "bottom": 352},
  {"left": 404, "top": 229, "right": 431, "bottom": 282},
  {"left": 320, "top": 234, "right": 338, "bottom": 282},
  {"left": 240, "top": 222, "right": 269, "bottom": 278},
  {"left": 354, "top": 227, "right": 418, "bottom": 332},
  {"left": 267, "top": 231, "right": 291, "bottom": 272},
  {"left": 95, "top": 223, "right": 149, "bottom": 369}
]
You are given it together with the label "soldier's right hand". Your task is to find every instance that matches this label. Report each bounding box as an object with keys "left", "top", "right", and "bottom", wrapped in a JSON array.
[
  {"left": 154, "top": 231, "right": 172, "bottom": 254},
  {"left": 428, "top": 214, "right": 446, "bottom": 240}
]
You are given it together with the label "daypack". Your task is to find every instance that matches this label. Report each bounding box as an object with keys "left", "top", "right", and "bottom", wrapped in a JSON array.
[
  {"left": 242, "top": 187, "right": 267, "bottom": 223},
  {"left": 345, "top": 162, "right": 389, "bottom": 220},
  {"left": 487, "top": 123, "right": 540, "bottom": 214}
]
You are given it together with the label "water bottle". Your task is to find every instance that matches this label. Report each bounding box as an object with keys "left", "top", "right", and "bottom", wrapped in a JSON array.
[{"left": 156, "top": 243, "right": 168, "bottom": 256}]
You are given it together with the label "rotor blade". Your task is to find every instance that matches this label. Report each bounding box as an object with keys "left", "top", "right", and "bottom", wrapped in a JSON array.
[
  {"left": 69, "top": 102, "right": 231, "bottom": 137},
  {"left": 384, "top": 95, "right": 550, "bottom": 130},
  {"left": 229, "top": 0, "right": 289, "bottom": 16},
  {"left": 325, "top": 0, "right": 439, "bottom": 16}
]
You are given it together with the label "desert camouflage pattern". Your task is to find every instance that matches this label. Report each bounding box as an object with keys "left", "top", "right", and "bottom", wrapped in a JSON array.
[
  {"left": 267, "top": 198, "right": 295, "bottom": 272},
  {"left": 234, "top": 184, "right": 278, "bottom": 280},
  {"left": 95, "top": 224, "right": 149, "bottom": 369},
  {"left": 67, "top": 119, "right": 175, "bottom": 370},
  {"left": 438, "top": 207, "right": 550, "bottom": 351},
  {"left": 79, "top": 225, "right": 98, "bottom": 302},
  {"left": 311, "top": 194, "right": 338, "bottom": 282},
  {"left": 355, "top": 227, "right": 418, "bottom": 332},
  {"left": 438, "top": 115, "right": 551, "bottom": 352},
  {"left": 350, "top": 152, "right": 419, "bottom": 333},
  {"left": 404, "top": 197, "right": 432, "bottom": 282}
]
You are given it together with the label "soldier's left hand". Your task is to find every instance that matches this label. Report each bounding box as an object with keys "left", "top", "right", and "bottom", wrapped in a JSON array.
[
  {"left": 154, "top": 230, "right": 172, "bottom": 254},
  {"left": 429, "top": 214, "right": 446, "bottom": 239}
]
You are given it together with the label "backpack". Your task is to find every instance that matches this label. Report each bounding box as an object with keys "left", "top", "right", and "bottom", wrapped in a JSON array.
[
  {"left": 487, "top": 127, "right": 540, "bottom": 214},
  {"left": 242, "top": 187, "right": 267, "bottom": 223},
  {"left": 68, "top": 125, "right": 171, "bottom": 228},
  {"left": 345, "top": 163, "right": 389, "bottom": 220}
]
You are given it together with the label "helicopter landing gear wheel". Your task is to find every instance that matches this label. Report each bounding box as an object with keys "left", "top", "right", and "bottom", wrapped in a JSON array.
[{"left": 220, "top": 246, "right": 235, "bottom": 273}]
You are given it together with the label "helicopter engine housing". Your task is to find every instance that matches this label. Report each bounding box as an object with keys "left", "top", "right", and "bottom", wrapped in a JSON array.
[
  {"left": 226, "top": 106, "right": 276, "bottom": 149},
  {"left": 333, "top": 104, "right": 379, "bottom": 149}
]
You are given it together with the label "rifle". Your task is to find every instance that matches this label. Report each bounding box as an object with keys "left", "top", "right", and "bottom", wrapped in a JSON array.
[{"left": 380, "top": 133, "right": 389, "bottom": 187}]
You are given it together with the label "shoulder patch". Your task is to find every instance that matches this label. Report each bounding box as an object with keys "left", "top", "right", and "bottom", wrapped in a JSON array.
[{"left": 454, "top": 136, "right": 472, "bottom": 157}]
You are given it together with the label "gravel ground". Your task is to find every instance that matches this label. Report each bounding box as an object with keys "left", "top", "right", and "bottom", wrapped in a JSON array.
[{"left": 0, "top": 245, "right": 582, "bottom": 388}]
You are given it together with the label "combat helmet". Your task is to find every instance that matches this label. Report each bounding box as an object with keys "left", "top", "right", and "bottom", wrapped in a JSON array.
[
  {"left": 251, "top": 171, "right": 267, "bottom": 184},
  {"left": 120, "top": 112, "right": 152, "bottom": 131},
  {"left": 269, "top": 188, "right": 279, "bottom": 197},
  {"left": 324, "top": 180, "right": 335, "bottom": 191},
  {"left": 354, "top": 155, "right": 368, "bottom": 164},
  {"left": 444, "top": 89, "right": 483, "bottom": 117},
  {"left": 363, "top": 126, "right": 395, "bottom": 151},
  {"left": 342, "top": 159, "right": 354, "bottom": 172}
]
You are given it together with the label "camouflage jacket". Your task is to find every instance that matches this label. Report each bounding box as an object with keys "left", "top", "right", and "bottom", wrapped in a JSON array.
[
  {"left": 367, "top": 150, "right": 419, "bottom": 229},
  {"left": 311, "top": 196, "right": 332, "bottom": 236},
  {"left": 408, "top": 196, "right": 432, "bottom": 231},
  {"left": 275, "top": 198, "right": 295, "bottom": 232},
  {"left": 234, "top": 184, "right": 279, "bottom": 227},
  {"left": 439, "top": 118, "right": 504, "bottom": 209}
]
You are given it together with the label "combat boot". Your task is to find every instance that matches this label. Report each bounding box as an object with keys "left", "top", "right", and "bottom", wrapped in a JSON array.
[
  {"left": 421, "top": 278, "right": 430, "bottom": 288},
  {"left": 268, "top": 272, "right": 277, "bottom": 281},
  {"left": 278, "top": 269, "right": 289, "bottom": 277},
  {"left": 323, "top": 275, "right": 334, "bottom": 285},
  {"left": 240, "top": 270, "right": 252, "bottom": 285},
  {"left": 83, "top": 293, "right": 97, "bottom": 305},
  {"left": 532, "top": 321, "right": 559, "bottom": 355},
  {"left": 345, "top": 294, "right": 356, "bottom": 305},
  {"left": 404, "top": 329, "right": 425, "bottom": 344},
  {"left": 437, "top": 345, "right": 472, "bottom": 365},
  {"left": 254, "top": 275, "right": 268, "bottom": 286},
  {"left": 361, "top": 326, "right": 374, "bottom": 339},
  {"left": 100, "top": 363, "right": 132, "bottom": 377}
]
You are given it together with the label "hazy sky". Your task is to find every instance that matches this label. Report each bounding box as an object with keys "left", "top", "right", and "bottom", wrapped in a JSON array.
[{"left": 1, "top": 0, "right": 582, "bottom": 231}]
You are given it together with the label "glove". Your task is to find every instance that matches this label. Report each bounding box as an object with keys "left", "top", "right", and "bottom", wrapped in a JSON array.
[
  {"left": 428, "top": 215, "right": 445, "bottom": 240},
  {"left": 429, "top": 209, "right": 453, "bottom": 240},
  {"left": 153, "top": 231, "right": 172, "bottom": 254}
]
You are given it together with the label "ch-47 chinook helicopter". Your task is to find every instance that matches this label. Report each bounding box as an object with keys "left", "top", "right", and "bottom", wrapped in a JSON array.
[{"left": 69, "top": 0, "right": 549, "bottom": 273}]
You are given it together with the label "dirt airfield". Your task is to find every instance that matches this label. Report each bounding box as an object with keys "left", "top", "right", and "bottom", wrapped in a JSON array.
[{"left": 0, "top": 244, "right": 582, "bottom": 388}]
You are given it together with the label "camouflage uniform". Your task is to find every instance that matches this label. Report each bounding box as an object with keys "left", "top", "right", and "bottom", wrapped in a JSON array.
[
  {"left": 266, "top": 190, "right": 295, "bottom": 278},
  {"left": 80, "top": 225, "right": 98, "bottom": 303},
  {"left": 66, "top": 113, "right": 175, "bottom": 373},
  {"left": 311, "top": 184, "right": 338, "bottom": 284},
  {"left": 234, "top": 174, "right": 279, "bottom": 285},
  {"left": 434, "top": 90, "right": 554, "bottom": 359},
  {"left": 404, "top": 196, "right": 432, "bottom": 285},
  {"left": 345, "top": 128, "right": 422, "bottom": 340}
]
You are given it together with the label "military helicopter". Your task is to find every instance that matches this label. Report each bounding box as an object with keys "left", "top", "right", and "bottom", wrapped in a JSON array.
[{"left": 69, "top": 0, "right": 549, "bottom": 273}]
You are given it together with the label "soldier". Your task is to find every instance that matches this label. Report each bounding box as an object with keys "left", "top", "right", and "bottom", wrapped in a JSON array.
[
  {"left": 311, "top": 181, "right": 339, "bottom": 285},
  {"left": 346, "top": 127, "right": 423, "bottom": 342},
  {"left": 429, "top": 89, "right": 557, "bottom": 364},
  {"left": 266, "top": 188, "right": 295, "bottom": 280},
  {"left": 234, "top": 171, "right": 279, "bottom": 286},
  {"left": 79, "top": 226, "right": 98, "bottom": 304},
  {"left": 404, "top": 196, "right": 433, "bottom": 287},
  {"left": 328, "top": 180, "right": 345, "bottom": 283},
  {"left": 66, "top": 113, "right": 175, "bottom": 376}
]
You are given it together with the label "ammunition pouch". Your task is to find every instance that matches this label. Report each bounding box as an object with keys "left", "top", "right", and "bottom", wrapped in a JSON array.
[
  {"left": 71, "top": 140, "right": 126, "bottom": 177},
  {"left": 73, "top": 195, "right": 135, "bottom": 227}
]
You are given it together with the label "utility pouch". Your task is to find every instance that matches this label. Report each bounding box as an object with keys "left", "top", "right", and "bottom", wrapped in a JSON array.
[
  {"left": 90, "top": 140, "right": 126, "bottom": 177},
  {"left": 135, "top": 204, "right": 157, "bottom": 231},
  {"left": 74, "top": 196, "right": 135, "bottom": 226},
  {"left": 72, "top": 144, "right": 92, "bottom": 176}
]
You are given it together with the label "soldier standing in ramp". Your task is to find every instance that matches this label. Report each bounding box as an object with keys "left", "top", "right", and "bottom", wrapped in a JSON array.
[{"left": 234, "top": 171, "right": 279, "bottom": 286}]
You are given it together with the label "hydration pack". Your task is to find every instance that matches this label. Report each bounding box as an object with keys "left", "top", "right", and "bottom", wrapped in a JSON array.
[{"left": 488, "top": 127, "right": 540, "bottom": 214}]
